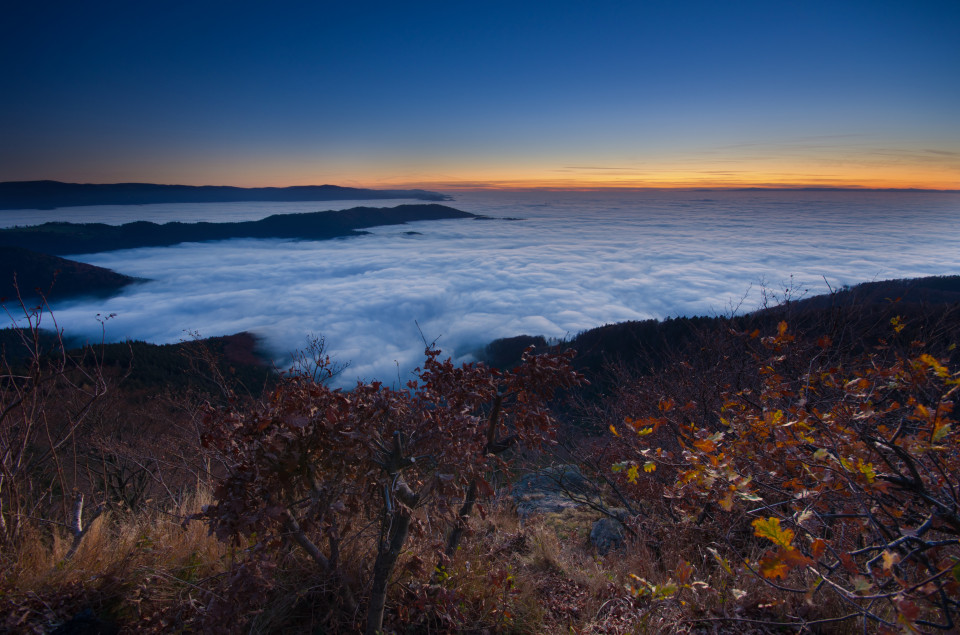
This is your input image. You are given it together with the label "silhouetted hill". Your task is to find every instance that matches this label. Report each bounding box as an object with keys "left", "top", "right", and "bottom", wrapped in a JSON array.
[
  {"left": 0, "top": 328, "right": 273, "bottom": 394},
  {"left": 763, "top": 275, "right": 960, "bottom": 311},
  {"left": 0, "top": 247, "right": 140, "bottom": 302},
  {"left": 0, "top": 180, "right": 451, "bottom": 210},
  {"left": 480, "top": 275, "right": 960, "bottom": 395},
  {"left": 480, "top": 334, "right": 549, "bottom": 369},
  {"left": 0, "top": 204, "right": 479, "bottom": 255}
]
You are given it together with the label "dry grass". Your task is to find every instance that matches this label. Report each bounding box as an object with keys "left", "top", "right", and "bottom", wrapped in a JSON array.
[
  {"left": 1, "top": 488, "right": 875, "bottom": 634},
  {"left": 0, "top": 489, "right": 231, "bottom": 633}
]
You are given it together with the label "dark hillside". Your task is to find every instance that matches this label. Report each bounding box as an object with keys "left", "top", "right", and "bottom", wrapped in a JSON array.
[
  {"left": 0, "top": 328, "right": 273, "bottom": 394},
  {"left": 0, "top": 180, "right": 451, "bottom": 210},
  {"left": 480, "top": 275, "right": 960, "bottom": 398},
  {"left": 0, "top": 247, "right": 140, "bottom": 301},
  {"left": 0, "top": 204, "right": 478, "bottom": 254}
]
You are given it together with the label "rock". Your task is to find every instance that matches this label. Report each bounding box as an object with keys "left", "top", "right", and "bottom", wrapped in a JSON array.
[
  {"left": 511, "top": 465, "right": 593, "bottom": 518},
  {"left": 590, "top": 517, "right": 625, "bottom": 554}
]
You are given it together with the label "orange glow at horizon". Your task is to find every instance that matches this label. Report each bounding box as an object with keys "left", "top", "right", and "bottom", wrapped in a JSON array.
[
  {"left": 150, "top": 165, "right": 956, "bottom": 192},
  {"left": 37, "top": 148, "right": 960, "bottom": 192},
  {"left": 304, "top": 165, "right": 960, "bottom": 192},
  {"left": 172, "top": 148, "right": 960, "bottom": 191}
]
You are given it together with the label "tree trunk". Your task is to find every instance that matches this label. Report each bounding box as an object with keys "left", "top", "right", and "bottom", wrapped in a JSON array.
[
  {"left": 432, "top": 479, "right": 478, "bottom": 582},
  {"left": 365, "top": 509, "right": 412, "bottom": 635}
]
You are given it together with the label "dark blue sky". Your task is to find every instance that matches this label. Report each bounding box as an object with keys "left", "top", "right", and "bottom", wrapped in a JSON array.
[{"left": 2, "top": 0, "right": 958, "bottom": 188}]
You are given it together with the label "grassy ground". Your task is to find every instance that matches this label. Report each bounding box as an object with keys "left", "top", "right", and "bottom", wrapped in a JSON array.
[{"left": 1, "top": 486, "right": 862, "bottom": 634}]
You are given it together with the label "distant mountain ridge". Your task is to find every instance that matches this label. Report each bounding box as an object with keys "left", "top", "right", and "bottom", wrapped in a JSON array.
[
  {"left": 0, "top": 203, "right": 479, "bottom": 254},
  {"left": 0, "top": 180, "right": 452, "bottom": 210}
]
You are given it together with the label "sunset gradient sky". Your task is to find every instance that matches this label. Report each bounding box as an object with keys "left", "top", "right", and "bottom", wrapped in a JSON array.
[{"left": 2, "top": 0, "right": 958, "bottom": 190}]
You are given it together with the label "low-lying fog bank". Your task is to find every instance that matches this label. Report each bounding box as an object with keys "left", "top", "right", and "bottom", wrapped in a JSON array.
[{"left": 13, "top": 190, "right": 960, "bottom": 387}]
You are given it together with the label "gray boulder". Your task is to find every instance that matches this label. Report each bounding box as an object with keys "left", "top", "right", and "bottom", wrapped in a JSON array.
[
  {"left": 511, "top": 465, "right": 593, "bottom": 518},
  {"left": 590, "top": 517, "right": 625, "bottom": 554}
]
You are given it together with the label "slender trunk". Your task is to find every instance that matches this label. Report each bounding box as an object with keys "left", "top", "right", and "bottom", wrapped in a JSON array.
[
  {"left": 365, "top": 509, "right": 412, "bottom": 635},
  {"left": 282, "top": 512, "right": 359, "bottom": 613},
  {"left": 63, "top": 492, "right": 102, "bottom": 563},
  {"left": 445, "top": 479, "right": 478, "bottom": 560},
  {"left": 432, "top": 479, "right": 478, "bottom": 582}
]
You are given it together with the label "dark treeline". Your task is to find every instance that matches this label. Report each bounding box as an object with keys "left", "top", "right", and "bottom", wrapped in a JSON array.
[
  {"left": 0, "top": 204, "right": 478, "bottom": 255},
  {"left": 0, "top": 328, "right": 272, "bottom": 394},
  {"left": 482, "top": 275, "right": 960, "bottom": 404},
  {"left": 0, "top": 180, "right": 451, "bottom": 210},
  {"left": 0, "top": 247, "right": 141, "bottom": 302}
]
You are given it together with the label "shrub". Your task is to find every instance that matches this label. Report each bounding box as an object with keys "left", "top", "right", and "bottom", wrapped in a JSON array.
[
  {"left": 198, "top": 345, "right": 581, "bottom": 633},
  {"left": 619, "top": 321, "right": 960, "bottom": 631}
]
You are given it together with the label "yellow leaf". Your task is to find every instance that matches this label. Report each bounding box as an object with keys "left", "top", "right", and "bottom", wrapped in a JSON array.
[
  {"left": 719, "top": 489, "right": 734, "bottom": 511},
  {"left": 919, "top": 354, "right": 950, "bottom": 378},
  {"left": 752, "top": 517, "right": 794, "bottom": 549},
  {"left": 933, "top": 422, "right": 952, "bottom": 442},
  {"left": 891, "top": 315, "right": 905, "bottom": 334},
  {"left": 627, "top": 464, "right": 639, "bottom": 484},
  {"left": 707, "top": 547, "right": 732, "bottom": 574},
  {"left": 857, "top": 458, "right": 876, "bottom": 483},
  {"left": 758, "top": 553, "right": 790, "bottom": 579},
  {"left": 643, "top": 461, "right": 657, "bottom": 473},
  {"left": 609, "top": 424, "right": 619, "bottom": 437},
  {"left": 693, "top": 439, "right": 716, "bottom": 452},
  {"left": 882, "top": 550, "right": 900, "bottom": 571}
]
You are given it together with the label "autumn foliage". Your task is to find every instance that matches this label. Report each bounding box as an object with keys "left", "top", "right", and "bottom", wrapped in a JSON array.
[
  {"left": 613, "top": 320, "right": 960, "bottom": 631},
  {"left": 198, "top": 345, "right": 581, "bottom": 633}
]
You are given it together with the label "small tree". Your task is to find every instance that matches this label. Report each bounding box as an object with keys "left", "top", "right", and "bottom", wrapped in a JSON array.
[
  {"left": 199, "top": 345, "right": 580, "bottom": 633},
  {"left": 0, "top": 296, "right": 108, "bottom": 551}
]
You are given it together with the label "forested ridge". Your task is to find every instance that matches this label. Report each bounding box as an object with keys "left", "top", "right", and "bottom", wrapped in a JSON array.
[
  {"left": 0, "top": 203, "right": 477, "bottom": 254},
  {"left": 0, "top": 181, "right": 451, "bottom": 210}
]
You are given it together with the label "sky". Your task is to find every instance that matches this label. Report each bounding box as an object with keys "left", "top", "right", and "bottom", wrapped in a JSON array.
[{"left": 2, "top": 0, "right": 958, "bottom": 190}]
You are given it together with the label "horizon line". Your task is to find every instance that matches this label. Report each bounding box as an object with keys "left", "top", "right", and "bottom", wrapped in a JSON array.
[{"left": 3, "top": 179, "right": 959, "bottom": 194}]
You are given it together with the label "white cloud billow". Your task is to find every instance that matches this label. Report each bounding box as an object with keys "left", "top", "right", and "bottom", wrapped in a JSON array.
[{"left": 11, "top": 189, "right": 959, "bottom": 387}]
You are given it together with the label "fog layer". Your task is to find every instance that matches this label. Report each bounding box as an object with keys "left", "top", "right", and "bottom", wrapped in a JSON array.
[{"left": 12, "top": 190, "right": 960, "bottom": 386}]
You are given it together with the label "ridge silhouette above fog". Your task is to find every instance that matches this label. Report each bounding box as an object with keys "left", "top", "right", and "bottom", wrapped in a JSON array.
[
  {"left": 0, "top": 204, "right": 478, "bottom": 255},
  {"left": 0, "top": 181, "right": 452, "bottom": 210}
]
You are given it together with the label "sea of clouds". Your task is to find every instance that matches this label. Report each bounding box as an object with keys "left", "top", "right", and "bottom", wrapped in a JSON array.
[{"left": 4, "top": 190, "right": 960, "bottom": 387}]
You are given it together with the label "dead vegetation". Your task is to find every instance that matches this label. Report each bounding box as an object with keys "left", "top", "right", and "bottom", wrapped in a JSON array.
[{"left": 2, "top": 286, "right": 959, "bottom": 633}]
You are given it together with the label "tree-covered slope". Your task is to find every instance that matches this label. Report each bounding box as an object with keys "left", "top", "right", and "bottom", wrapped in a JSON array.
[
  {"left": 0, "top": 180, "right": 451, "bottom": 210},
  {"left": 0, "top": 246, "right": 140, "bottom": 302},
  {"left": 0, "top": 203, "right": 478, "bottom": 254}
]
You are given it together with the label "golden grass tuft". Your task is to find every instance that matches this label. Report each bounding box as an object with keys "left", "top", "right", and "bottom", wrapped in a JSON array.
[{"left": 1, "top": 488, "right": 231, "bottom": 633}]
